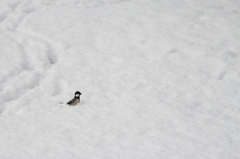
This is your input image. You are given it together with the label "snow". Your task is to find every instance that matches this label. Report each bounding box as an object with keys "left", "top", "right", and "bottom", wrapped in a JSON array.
[{"left": 0, "top": 0, "right": 240, "bottom": 158}]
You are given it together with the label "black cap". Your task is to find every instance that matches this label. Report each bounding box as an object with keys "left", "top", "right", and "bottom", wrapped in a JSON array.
[{"left": 75, "top": 91, "right": 82, "bottom": 95}]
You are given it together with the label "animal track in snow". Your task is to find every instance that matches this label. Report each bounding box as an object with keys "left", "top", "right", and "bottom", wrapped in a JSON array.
[
  {"left": 0, "top": 0, "right": 64, "bottom": 113},
  {"left": 0, "top": 11, "right": 8, "bottom": 23},
  {"left": 0, "top": 30, "right": 64, "bottom": 113},
  {"left": 0, "top": 71, "right": 41, "bottom": 102},
  {"left": 0, "top": 1, "right": 36, "bottom": 30},
  {"left": 8, "top": 1, "right": 21, "bottom": 11}
]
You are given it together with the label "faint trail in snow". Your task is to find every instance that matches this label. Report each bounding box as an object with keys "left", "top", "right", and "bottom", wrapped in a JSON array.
[
  {"left": 0, "top": 1, "right": 65, "bottom": 114},
  {"left": 42, "top": 0, "right": 130, "bottom": 8},
  {"left": 0, "top": 71, "right": 41, "bottom": 102},
  {"left": 0, "top": 30, "right": 65, "bottom": 114},
  {"left": 8, "top": 1, "right": 21, "bottom": 11},
  {"left": 0, "top": 1, "right": 36, "bottom": 31},
  {"left": 12, "top": 32, "right": 59, "bottom": 67},
  {"left": 0, "top": 11, "right": 8, "bottom": 23}
]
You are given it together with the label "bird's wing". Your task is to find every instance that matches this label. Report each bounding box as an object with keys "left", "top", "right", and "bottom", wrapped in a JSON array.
[{"left": 67, "top": 98, "right": 74, "bottom": 104}]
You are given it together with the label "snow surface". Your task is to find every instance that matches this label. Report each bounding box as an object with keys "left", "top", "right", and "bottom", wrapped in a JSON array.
[{"left": 0, "top": 0, "right": 240, "bottom": 158}]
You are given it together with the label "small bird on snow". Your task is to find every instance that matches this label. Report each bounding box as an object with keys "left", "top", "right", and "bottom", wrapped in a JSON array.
[{"left": 67, "top": 91, "right": 82, "bottom": 106}]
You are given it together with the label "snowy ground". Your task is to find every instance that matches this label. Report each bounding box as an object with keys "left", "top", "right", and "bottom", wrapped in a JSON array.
[{"left": 0, "top": 0, "right": 240, "bottom": 158}]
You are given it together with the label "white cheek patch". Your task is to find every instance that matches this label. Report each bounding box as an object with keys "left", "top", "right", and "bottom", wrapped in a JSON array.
[{"left": 75, "top": 94, "right": 80, "bottom": 97}]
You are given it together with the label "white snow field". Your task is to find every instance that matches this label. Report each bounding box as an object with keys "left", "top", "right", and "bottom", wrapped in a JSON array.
[{"left": 0, "top": 0, "right": 240, "bottom": 158}]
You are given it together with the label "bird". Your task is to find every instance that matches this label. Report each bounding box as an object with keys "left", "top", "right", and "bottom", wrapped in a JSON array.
[{"left": 67, "top": 91, "right": 82, "bottom": 106}]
